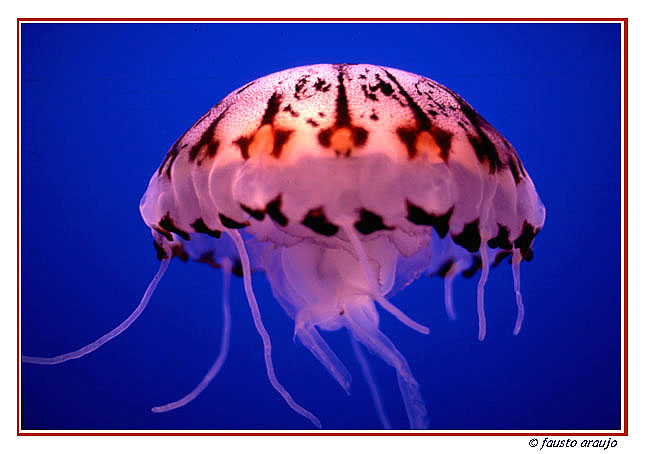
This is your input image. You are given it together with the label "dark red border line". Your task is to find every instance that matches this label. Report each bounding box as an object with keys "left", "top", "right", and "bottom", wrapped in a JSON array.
[
  {"left": 16, "top": 16, "right": 21, "bottom": 438},
  {"left": 16, "top": 17, "right": 629, "bottom": 21},
  {"left": 623, "top": 17, "right": 628, "bottom": 437},
  {"left": 16, "top": 17, "right": 628, "bottom": 437}
]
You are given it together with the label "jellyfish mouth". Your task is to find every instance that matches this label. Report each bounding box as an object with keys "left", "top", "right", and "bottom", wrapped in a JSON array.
[{"left": 249, "top": 220, "right": 431, "bottom": 429}]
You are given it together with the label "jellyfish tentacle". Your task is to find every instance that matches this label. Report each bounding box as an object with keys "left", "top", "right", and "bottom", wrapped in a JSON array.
[
  {"left": 152, "top": 258, "right": 233, "bottom": 413},
  {"left": 296, "top": 325, "right": 352, "bottom": 394},
  {"left": 22, "top": 258, "right": 171, "bottom": 366},
  {"left": 341, "top": 223, "right": 430, "bottom": 335},
  {"left": 226, "top": 229, "right": 322, "bottom": 429},
  {"left": 476, "top": 245, "right": 491, "bottom": 341},
  {"left": 350, "top": 334, "right": 392, "bottom": 430},
  {"left": 344, "top": 303, "right": 429, "bottom": 430},
  {"left": 443, "top": 262, "right": 459, "bottom": 321},
  {"left": 511, "top": 249, "right": 524, "bottom": 335}
]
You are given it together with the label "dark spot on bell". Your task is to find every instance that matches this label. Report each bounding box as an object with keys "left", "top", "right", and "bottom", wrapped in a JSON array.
[
  {"left": 159, "top": 213, "right": 190, "bottom": 241},
  {"left": 195, "top": 251, "right": 218, "bottom": 269},
  {"left": 370, "top": 111, "right": 379, "bottom": 121},
  {"left": 294, "top": 75, "right": 310, "bottom": 100},
  {"left": 171, "top": 244, "right": 189, "bottom": 262},
  {"left": 191, "top": 218, "right": 222, "bottom": 238},
  {"left": 434, "top": 259, "right": 455, "bottom": 278},
  {"left": 232, "top": 259, "right": 243, "bottom": 277},
  {"left": 239, "top": 204, "right": 265, "bottom": 221},
  {"left": 371, "top": 73, "right": 394, "bottom": 96},
  {"left": 153, "top": 226, "right": 173, "bottom": 242},
  {"left": 354, "top": 209, "right": 393, "bottom": 234},
  {"left": 265, "top": 195, "right": 289, "bottom": 226},
  {"left": 492, "top": 251, "right": 512, "bottom": 267},
  {"left": 487, "top": 224, "right": 513, "bottom": 250},
  {"left": 153, "top": 240, "right": 168, "bottom": 260},
  {"left": 317, "top": 128, "right": 332, "bottom": 147},
  {"left": 452, "top": 219, "right": 481, "bottom": 253},
  {"left": 522, "top": 248, "right": 534, "bottom": 261},
  {"left": 352, "top": 127, "right": 368, "bottom": 147},
  {"left": 313, "top": 77, "right": 331, "bottom": 92},
  {"left": 361, "top": 84, "right": 378, "bottom": 101},
  {"left": 462, "top": 255, "right": 482, "bottom": 278},
  {"left": 406, "top": 202, "right": 454, "bottom": 238},
  {"left": 302, "top": 207, "right": 339, "bottom": 236},
  {"left": 307, "top": 118, "right": 320, "bottom": 127},
  {"left": 283, "top": 104, "right": 299, "bottom": 117},
  {"left": 513, "top": 221, "right": 539, "bottom": 261},
  {"left": 219, "top": 213, "right": 249, "bottom": 229}
]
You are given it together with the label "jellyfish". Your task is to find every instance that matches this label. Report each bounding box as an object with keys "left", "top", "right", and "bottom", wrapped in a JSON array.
[{"left": 22, "top": 64, "right": 545, "bottom": 430}]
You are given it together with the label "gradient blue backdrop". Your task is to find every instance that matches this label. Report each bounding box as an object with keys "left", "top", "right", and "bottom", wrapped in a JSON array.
[{"left": 21, "top": 22, "right": 621, "bottom": 430}]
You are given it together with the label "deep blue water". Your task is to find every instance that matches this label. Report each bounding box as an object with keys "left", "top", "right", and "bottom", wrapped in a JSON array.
[{"left": 20, "top": 22, "right": 621, "bottom": 430}]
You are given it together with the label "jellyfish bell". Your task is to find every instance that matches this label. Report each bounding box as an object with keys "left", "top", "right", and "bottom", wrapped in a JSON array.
[{"left": 23, "top": 63, "right": 545, "bottom": 430}]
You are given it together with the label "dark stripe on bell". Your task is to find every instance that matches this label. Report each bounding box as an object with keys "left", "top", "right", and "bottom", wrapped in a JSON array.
[
  {"left": 302, "top": 208, "right": 339, "bottom": 236},
  {"left": 191, "top": 218, "right": 222, "bottom": 238},
  {"left": 188, "top": 107, "right": 229, "bottom": 163},
  {"left": 260, "top": 92, "right": 284, "bottom": 126},
  {"left": 334, "top": 68, "right": 352, "bottom": 127},
  {"left": 272, "top": 129, "right": 293, "bottom": 158},
  {"left": 235, "top": 136, "right": 252, "bottom": 160},
  {"left": 383, "top": 69, "right": 431, "bottom": 130},
  {"left": 452, "top": 219, "right": 481, "bottom": 253},
  {"left": 383, "top": 69, "right": 454, "bottom": 160},
  {"left": 354, "top": 209, "right": 393, "bottom": 234},
  {"left": 219, "top": 213, "right": 249, "bottom": 229}
]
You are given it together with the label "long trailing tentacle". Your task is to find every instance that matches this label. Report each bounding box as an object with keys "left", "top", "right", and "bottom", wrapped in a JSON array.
[
  {"left": 511, "top": 249, "right": 525, "bottom": 335},
  {"left": 443, "top": 262, "right": 459, "bottom": 321},
  {"left": 476, "top": 244, "right": 490, "bottom": 341},
  {"left": 296, "top": 325, "right": 352, "bottom": 394},
  {"left": 22, "top": 258, "right": 171, "bottom": 365},
  {"left": 350, "top": 335, "right": 392, "bottom": 429},
  {"left": 345, "top": 304, "right": 429, "bottom": 430},
  {"left": 225, "top": 229, "right": 321, "bottom": 429},
  {"left": 341, "top": 223, "right": 430, "bottom": 335},
  {"left": 152, "top": 258, "right": 233, "bottom": 413}
]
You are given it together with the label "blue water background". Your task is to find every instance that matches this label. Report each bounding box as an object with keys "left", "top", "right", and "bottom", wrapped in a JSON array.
[{"left": 21, "top": 22, "right": 621, "bottom": 430}]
